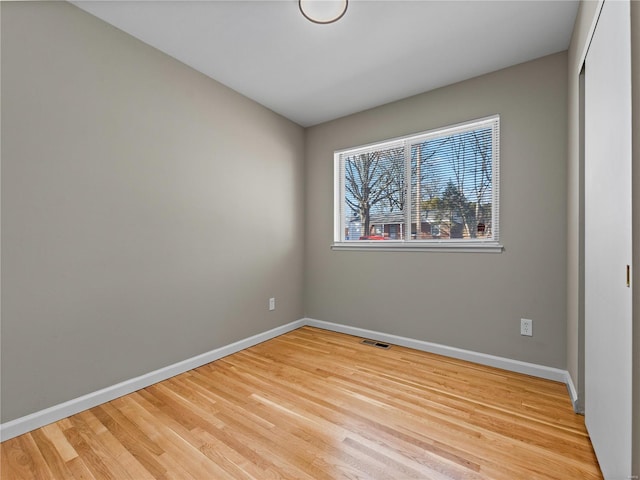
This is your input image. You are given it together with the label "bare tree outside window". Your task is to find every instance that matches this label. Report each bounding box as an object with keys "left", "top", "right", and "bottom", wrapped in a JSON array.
[{"left": 343, "top": 146, "right": 403, "bottom": 237}]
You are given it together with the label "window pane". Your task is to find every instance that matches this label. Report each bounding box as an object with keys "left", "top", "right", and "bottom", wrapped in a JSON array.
[
  {"left": 410, "top": 127, "right": 493, "bottom": 240},
  {"left": 342, "top": 145, "right": 405, "bottom": 240}
]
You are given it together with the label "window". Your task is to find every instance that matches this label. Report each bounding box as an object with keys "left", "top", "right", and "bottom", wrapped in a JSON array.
[{"left": 334, "top": 115, "right": 502, "bottom": 252}]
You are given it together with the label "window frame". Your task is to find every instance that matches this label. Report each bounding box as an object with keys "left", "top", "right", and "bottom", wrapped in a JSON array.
[{"left": 332, "top": 115, "right": 503, "bottom": 253}]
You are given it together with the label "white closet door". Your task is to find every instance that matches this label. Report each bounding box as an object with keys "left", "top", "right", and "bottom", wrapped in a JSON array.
[{"left": 584, "top": 0, "right": 632, "bottom": 477}]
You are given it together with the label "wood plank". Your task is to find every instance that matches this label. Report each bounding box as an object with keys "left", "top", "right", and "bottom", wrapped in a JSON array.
[
  {"left": 40, "top": 423, "right": 78, "bottom": 463},
  {"left": 0, "top": 326, "right": 603, "bottom": 479},
  {"left": 30, "top": 429, "right": 77, "bottom": 479}
]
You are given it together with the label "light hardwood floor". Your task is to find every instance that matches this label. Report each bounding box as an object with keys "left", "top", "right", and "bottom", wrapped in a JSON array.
[{"left": 1, "top": 326, "right": 602, "bottom": 479}]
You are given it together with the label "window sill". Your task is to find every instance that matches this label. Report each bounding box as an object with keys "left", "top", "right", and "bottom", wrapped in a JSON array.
[{"left": 331, "top": 241, "right": 504, "bottom": 253}]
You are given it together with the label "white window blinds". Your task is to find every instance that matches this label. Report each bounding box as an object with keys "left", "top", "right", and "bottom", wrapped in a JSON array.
[{"left": 335, "top": 116, "right": 500, "bottom": 250}]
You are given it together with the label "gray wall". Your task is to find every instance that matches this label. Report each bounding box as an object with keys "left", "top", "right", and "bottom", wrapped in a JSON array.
[
  {"left": 1, "top": 1, "right": 305, "bottom": 422},
  {"left": 305, "top": 52, "right": 568, "bottom": 368}
]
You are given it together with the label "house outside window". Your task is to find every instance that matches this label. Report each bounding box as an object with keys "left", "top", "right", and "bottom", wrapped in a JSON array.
[{"left": 334, "top": 115, "right": 502, "bottom": 252}]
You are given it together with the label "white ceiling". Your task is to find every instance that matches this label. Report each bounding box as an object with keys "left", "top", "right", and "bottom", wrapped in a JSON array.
[{"left": 72, "top": 0, "right": 579, "bottom": 127}]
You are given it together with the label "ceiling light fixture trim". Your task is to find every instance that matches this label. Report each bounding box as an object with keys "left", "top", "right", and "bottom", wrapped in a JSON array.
[{"left": 299, "top": 0, "right": 348, "bottom": 24}]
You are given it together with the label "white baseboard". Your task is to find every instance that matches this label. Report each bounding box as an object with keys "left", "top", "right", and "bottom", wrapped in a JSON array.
[
  {"left": 564, "top": 372, "right": 582, "bottom": 414},
  {"left": 0, "top": 319, "right": 305, "bottom": 442},
  {"left": 304, "top": 318, "right": 570, "bottom": 384},
  {"left": 1, "top": 317, "right": 576, "bottom": 442}
]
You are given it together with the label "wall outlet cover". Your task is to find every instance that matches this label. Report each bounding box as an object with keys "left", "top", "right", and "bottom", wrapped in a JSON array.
[{"left": 521, "top": 318, "right": 533, "bottom": 336}]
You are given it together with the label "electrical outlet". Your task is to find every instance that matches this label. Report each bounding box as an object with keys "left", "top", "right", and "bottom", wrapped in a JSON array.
[
  {"left": 521, "top": 318, "right": 533, "bottom": 337},
  {"left": 269, "top": 297, "right": 275, "bottom": 311}
]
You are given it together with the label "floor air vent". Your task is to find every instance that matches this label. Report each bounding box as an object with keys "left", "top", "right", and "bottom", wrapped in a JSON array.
[{"left": 361, "top": 339, "right": 391, "bottom": 349}]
